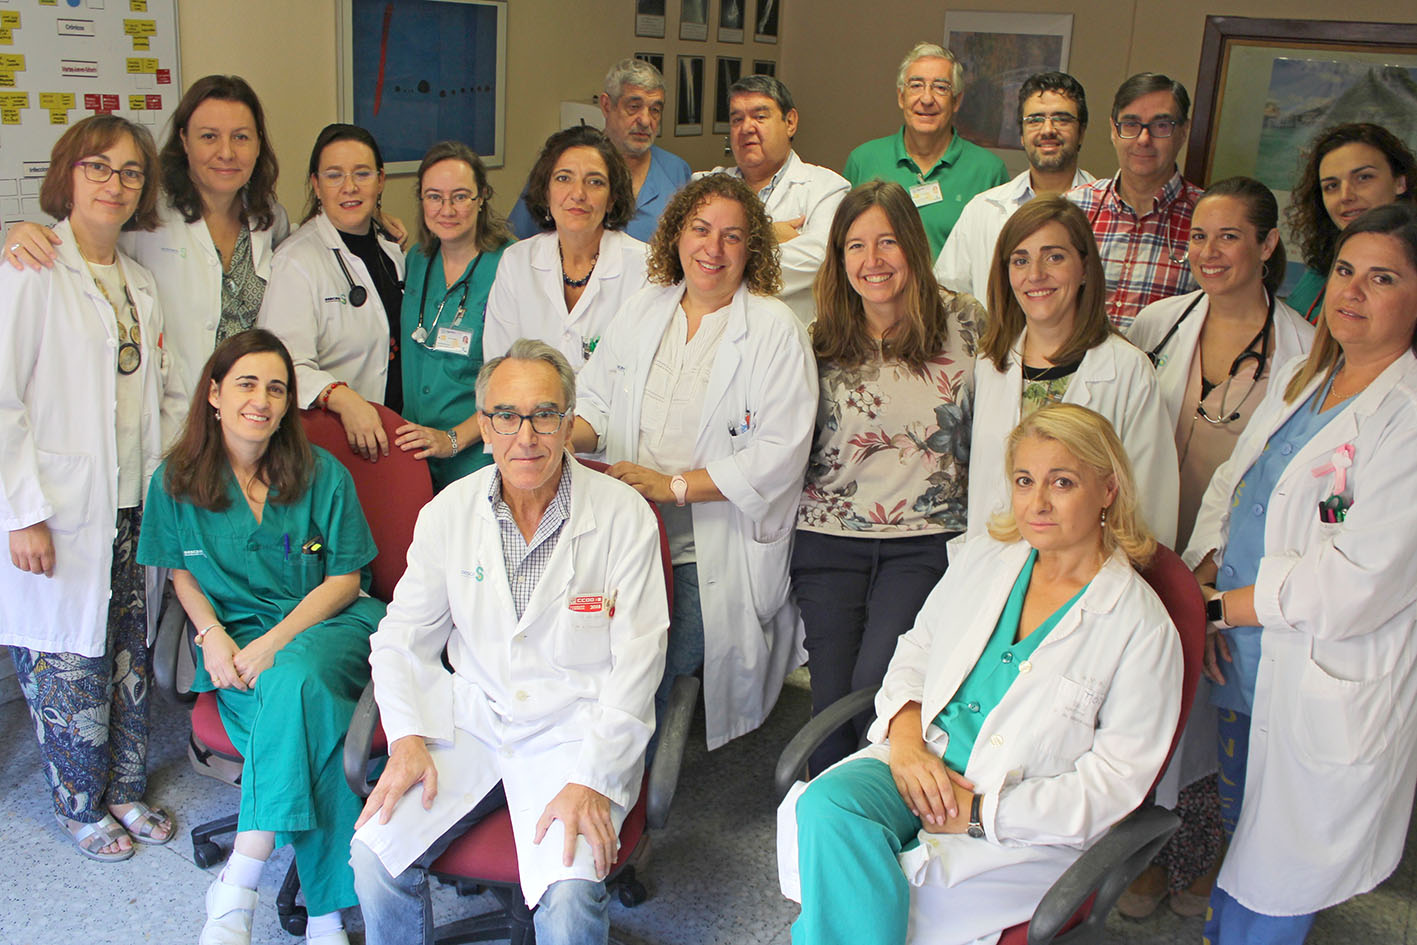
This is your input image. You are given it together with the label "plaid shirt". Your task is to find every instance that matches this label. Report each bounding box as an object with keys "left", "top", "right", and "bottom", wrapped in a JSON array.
[
  {"left": 1067, "top": 170, "right": 1204, "bottom": 330},
  {"left": 489, "top": 461, "right": 573, "bottom": 619}
]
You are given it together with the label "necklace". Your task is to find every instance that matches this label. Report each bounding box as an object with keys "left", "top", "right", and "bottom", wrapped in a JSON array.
[
  {"left": 85, "top": 259, "right": 143, "bottom": 375},
  {"left": 559, "top": 241, "right": 599, "bottom": 288}
]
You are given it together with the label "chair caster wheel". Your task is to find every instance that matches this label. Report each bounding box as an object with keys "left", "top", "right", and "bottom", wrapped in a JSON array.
[
  {"left": 617, "top": 879, "right": 648, "bottom": 907},
  {"left": 193, "top": 840, "right": 223, "bottom": 869},
  {"left": 280, "top": 907, "right": 307, "bottom": 936}
]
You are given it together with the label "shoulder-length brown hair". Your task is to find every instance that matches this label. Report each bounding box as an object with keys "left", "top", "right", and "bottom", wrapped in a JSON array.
[
  {"left": 40, "top": 115, "right": 160, "bottom": 231},
  {"left": 159, "top": 74, "right": 280, "bottom": 231},
  {"left": 164, "top": 329, "right": 314, "bottom": 511},
  {"left": 811, "top": 179, "right": 951, "bottom": 371},
  {"left": 1284, "top": 203, "right": 1417, "bottom": 404},
  {"left": 978, "top": 195, "right": 1111, "bottom": 372},
  {"left": 412, "top": 140, "right": 513, "bottom": 258},
  {"left": 1286, "top": 123, "right": 1416, "bottom": 275},
  {"left": 522, "top": 125, "right": 634, "bottom": 233},
  {"left": 645, "top": 173, "right": 781, "bottom": 295}
]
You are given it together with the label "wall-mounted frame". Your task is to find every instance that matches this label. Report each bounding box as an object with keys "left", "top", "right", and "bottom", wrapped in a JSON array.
[
  {"left": 943, "top": 11, "right": 1073, "bottom": 151},
  {"left": 337, "top": 0, "right": 507, "bottom": 173},
  {"left": 634, "top": 52, "right": 667, "bottom": 137},
  {"left": 718, "top": 0, "right": 745, "bottom": 43},
  {"left": 676, "top": 54, "right": 705, "bottom": 135},
  {"left": 636, "top": 0, "right": 667, "bottom": 39},
  {"left": 713, "top": 57, "right": 742, "bottom": 134},
  {"left": 680, "top": 0, "right": 708, "bottom": 41},
  {"left": 754, "top": 0, "right": 779, "bottom": 44},
  {"left": 753, "top": 59, "right": 776, "bottom": 77},
  {"left": 1186, "top": 16, "right": 1417, "bottom": 190}
]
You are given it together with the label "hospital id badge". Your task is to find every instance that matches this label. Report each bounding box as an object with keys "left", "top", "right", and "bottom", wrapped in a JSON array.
[
  {"left": 433, "top": 326, "right": 472, "bottom": 356},
  {"left": 909, "top": 181, "right": 943, "bottom": 207}
]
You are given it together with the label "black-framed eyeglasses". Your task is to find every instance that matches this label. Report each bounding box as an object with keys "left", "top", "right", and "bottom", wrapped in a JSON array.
[
  {"left": 482, "top": 409, "right": 568, "bottom": 436},
  {"left": 1114, "top": 118, "right": 1179, "bottom": 139},
  {"left": 1021, "top": 114, "right": 1080, "bottom": 128},
  {"left": 74, "top": 160, "right": 146, "bottom": 190},
  {"left": 421, "top": 190, "right": 480, "bottom": 209}
]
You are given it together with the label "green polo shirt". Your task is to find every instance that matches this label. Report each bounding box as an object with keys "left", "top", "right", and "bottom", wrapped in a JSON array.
[{"left": 844, "top": 127, "right": 1008, "bottom": 256}]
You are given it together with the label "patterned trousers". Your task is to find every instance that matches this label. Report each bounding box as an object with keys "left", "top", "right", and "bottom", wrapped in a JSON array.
[{"left": 11, "top": 507, "right": 150, "bottom": 824}]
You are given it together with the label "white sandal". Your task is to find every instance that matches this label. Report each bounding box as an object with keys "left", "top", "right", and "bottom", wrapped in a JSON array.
[
  {"left": 199, "top": 876, "right": 259, "bottom": 945},
  {"left": 112, "top": 800, "right": 174, "bottom": 845}
]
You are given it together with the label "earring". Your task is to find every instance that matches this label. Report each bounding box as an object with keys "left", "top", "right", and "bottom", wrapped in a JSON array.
[
  {"left": 214, "top": 408, "right": 222, "bottom": 421},
  {"left": 1100, "top": 506, "right": 1108, "bottom": 526},
  {"left": 1262, "top": 261, "right": 1270, "bottom": 279}
]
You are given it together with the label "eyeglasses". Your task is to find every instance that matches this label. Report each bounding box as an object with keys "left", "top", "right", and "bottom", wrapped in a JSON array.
[
  {"left": 1114, "top": 118, "right": 1180, "bottom": 139},
  {"left": 482, "top": 409, "right": 568, "bottom": 436},
  {"left": 1022, "top": 114, "right": 1080, "bottom": 128},
  {"left": 74, "top": 160, "right": 146, "bottom": 190},
  {"left": 904, "top": 78, "right": 953, "bottom": 97},
  {"left": 319, "top": 168, "right": 379, "bottom": 186},
  {"left": 421, "top": 190, "right": 480, "bottom": 210}
]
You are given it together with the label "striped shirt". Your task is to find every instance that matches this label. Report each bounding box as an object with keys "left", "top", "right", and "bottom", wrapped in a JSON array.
[
  {"left": 1067, "top": 170, "right": 1204, "bottom": 330},
  {"left": 489, "top": 461, "right": 574, "bottom": 619}
]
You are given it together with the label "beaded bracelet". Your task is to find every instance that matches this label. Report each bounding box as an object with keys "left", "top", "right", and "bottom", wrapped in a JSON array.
[{"left": 318, "top": 380, "right": 349, "bottom": 411}]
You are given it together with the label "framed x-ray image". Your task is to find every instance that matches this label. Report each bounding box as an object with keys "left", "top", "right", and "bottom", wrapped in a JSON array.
[
  {"left": 753, "top": 59, "right": 776, "bottom": 77},
  {"left": 680, "top": 0, "right": 708, "bottom": 41},
  {"left": 754, "top": 0, "right": 779, "bottom": 44},
  {"left": 676, "top": 54, "right": 705, "bottom": 135},
  {"left": 635, "top": 0, "right": 666, "bottom": 38},
  {"left": 719, "top": 0, "right": 745, "bottom": 42},
  {"left": 713, "top": 57, "right": 742, "bottom": 133}
]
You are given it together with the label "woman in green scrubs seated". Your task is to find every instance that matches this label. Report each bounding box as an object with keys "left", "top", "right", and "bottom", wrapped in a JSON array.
[
  {"left": 137, "top": 329, "right": 385, "bottom": 945},
  {"left": 782, "top": 405, "right": 1183, "bottom": 945},
  {"left": 393, "top": 141, "right": 514, "bottom": 491}
]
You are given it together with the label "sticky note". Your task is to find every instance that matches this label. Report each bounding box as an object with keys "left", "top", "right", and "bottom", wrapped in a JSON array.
[
  {"left": 128, "top": 94, "right": 146, "bottom": 110},
  {"left": 0, "top": 29, "right": 11, "bottom": 46},
  {"left": 130, "top": 0, "right": 147, "bottom": 10},
  {"left": 132, "top": 35, "right": 148, "bottom": 50},
  {"left": 49, "top": 109, "right": 68, "bottom": 125},
  {"left": 0, "top": 55, "right": 25, "bottom": 71},
  {"left": 0, "top": 72, "right": 15, "bottom": 88},
  {"left": 0, "top": 12, "right": 21, "bottom": 27},
  {"left": 1, "top": 108, "right": 20, "bottom": 124}
]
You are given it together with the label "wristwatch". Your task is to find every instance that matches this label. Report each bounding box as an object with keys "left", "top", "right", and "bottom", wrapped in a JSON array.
[
  {"left": 967, "top": 793, "right": 985, "bottom": 839},
  {"left": 670, "top": 474, "right": 689, "bottom": 507},
  {"left": 1205, "top": 590, "right": 1233, "bottom": 629},
  {"left": 446, "top": 428, "right": 459, "bottom": 456}
]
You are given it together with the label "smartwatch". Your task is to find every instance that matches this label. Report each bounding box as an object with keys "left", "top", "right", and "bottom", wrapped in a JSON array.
[
  {"left": 967, "top": 793, "right": 985, "bottom": 839},
  {"left": 670, "top": 474, "right": 689, "bottom": 507},
  {"left": 1206, "top": 591, "right": 1233, "bottom": 629}
]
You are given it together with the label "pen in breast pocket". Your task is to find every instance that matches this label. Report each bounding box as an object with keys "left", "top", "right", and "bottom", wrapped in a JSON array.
[
  {"left": 728, "top": 408, "right": 752, "bottom": 436},
  {"left": 607, "top": 589, "right": 619, "bottom": 618},
  {"left": 282, "top": 534, "right": 291, "bottom": 560}
]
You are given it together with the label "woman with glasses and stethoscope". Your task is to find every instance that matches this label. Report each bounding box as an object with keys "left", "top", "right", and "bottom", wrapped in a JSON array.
[
  {"left": 1119, "top": 177, "right": 1312, "bottom": 921},
  {"left": 391, "top": 141, "right": 514, "bottom": 491},
  {"left": 258, "top": 123, "right": 405, "bottom": 462}
]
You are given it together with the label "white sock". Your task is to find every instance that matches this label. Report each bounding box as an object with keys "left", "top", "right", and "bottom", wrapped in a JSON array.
[
  {"left": 219, "top": 850, "right": 267, "bottom": 890},
  {"left": 305, "top": 911, "right": 345, "bottom": 937}
]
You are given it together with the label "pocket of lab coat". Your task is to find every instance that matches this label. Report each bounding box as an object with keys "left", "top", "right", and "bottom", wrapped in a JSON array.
[
  {"left": 1041, "top": 676, "right": 1103, "bottom": 759},
  {"left": 745, "top": 528, "right": 793, "bottom": 621},
  {"left": 1294, "top": 655, "right": 1392, "bottom": 766},
  {"left": 556, "top": 611, "right": 613, "bottom": 669},
  {"left": 34, "top": 449, "right": 95, "bottom": 534}
]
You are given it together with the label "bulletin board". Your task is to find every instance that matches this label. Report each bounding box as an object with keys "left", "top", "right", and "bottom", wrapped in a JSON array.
[{"left": 0, "top": 0, "right": 181, "bottom": 228}]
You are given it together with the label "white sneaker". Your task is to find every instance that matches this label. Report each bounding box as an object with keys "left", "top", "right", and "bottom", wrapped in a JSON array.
[
  {"left": 305, "top": 931, "right": 350, "bottom": 945},
  {"left": 199, "top": 876, "right": 259, "bottom": 945}
]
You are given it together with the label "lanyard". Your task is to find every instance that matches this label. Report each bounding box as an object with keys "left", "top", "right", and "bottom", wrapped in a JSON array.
[{"left": 413, "top": 251, "right": 483, "bottom": 344}]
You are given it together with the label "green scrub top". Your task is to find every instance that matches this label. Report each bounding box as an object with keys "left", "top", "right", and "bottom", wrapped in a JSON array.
[
  {"left": 1284, "top": 266, "right": 1326, "bottom": 325},
  {"left": 936, "top": 548, "right": 1089, "bottom": 772},
  {"left": 137, "top": 447, "right": 379, "bottom": 691},
  {"left": 400, "top": 240, "right": 510, "bottom": 491}
]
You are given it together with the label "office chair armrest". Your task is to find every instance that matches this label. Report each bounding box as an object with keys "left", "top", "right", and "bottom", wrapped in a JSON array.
[
  {"left": 344, "top": 681, "right": 381, "bottom": 798},
  {"left": 1027, "top": 803, "right": 1181, "bottom": 945},
  {"left": 773, "top": 686, "right": 879, "bottom": 802},
  {"left": 646, "top": 674, "right": 700, "bottom": 830},
  {"left": 153, "top": 591, "right": 196, "bottom": 706}
]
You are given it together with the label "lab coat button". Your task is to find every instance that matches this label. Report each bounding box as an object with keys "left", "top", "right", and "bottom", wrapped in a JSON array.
[
  {"left": 516, "top": 690, "right": 529, "bottom": 702},
  {"left": 989, "top": 734, "right": 1004, "bottom": 747},
  {"left": 1018, "top": 660, "right": 1031, "bottom": 673}
]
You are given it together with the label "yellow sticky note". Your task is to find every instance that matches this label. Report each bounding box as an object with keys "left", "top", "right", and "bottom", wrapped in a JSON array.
[
  {"left": 0, "top": 54, "right": 24, "bottom": 71},
  {"left": 125, "top": 57, "right": 157, "bottom": 74},
  {"left": 129, "top": 94, "right": 146, "bottom": 110},
  {"left": 49, "top": 109, "right": 68, "bottom": 125},
  {"left": 130, "top": 0, "right": 148, "bottom": 10},
  {"left": 0, "top": 72, "right": 13, "bottom": 88},
  {"left": 39, "top": 92, "right": 75, "bottom": 108},
  {"left": 1, "top": 108, "right": 19, "bottom": 124},
  {"left": 132, "top": 35, "right": 149, "bottom": 50},
  {"left": 38, "top": 0, "right": 57, "bottom": 6},
  {"left": 0, "top": 91, "right": 28, "bottom": 108},
  {"left": 0, "top": 12, "right": 20, "bottom": 27},
  {"left": 123, "top": 18, "right": 156, "bottom": 35},
  {"left": 0, "top": 29, "right": 11, "bottom": 46}
]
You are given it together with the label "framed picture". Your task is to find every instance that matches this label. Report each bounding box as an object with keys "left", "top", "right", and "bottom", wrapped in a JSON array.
[
  {"left": 635, "top": 0, "right": 666, "bottom": 39},
  {"left": 713, "top": 57, "right": 742, "bottom": 133},
  {"left": 754, "top": 0, "right": 779, "bottom": 44},
  {"left": 718, "top": 0, "right": 745, "bottom": 43},
  {"left": 680, "top": 0, "right": 708, "bottom": 42},
  {"left": 1186, "top": 16, "right": 1417, "bottom": 192},
  {"left": 676, "top": 54, "right": 704, "bottom": 136},
  {"left": 337, "top": 0, "right": 506, "bottom": 171},
  {"left": 752, "top": 59, "right": 776, "bottom": 77},
  {"left": 634, "top": 52, "right": 667, "bottom": 137},
  {"left": 943, "top": 11, "right": 1072, "bottom": 151}
]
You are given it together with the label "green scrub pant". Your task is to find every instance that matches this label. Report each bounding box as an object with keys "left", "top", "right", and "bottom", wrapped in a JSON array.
[
  {"left": 216, "top": 596, "right": 384, "bottom": 914},
  {"left": 793, "top": 757, "right": 920, "bottom": 945}
]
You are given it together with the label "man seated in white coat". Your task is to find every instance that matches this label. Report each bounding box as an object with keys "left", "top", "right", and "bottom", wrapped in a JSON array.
[
  {"left": 350, "top": 339, "right": 669, "bottom": 945},
  {"left": 696, "top": 74, "right": 848, "bottom": 327},
  {"left": 935, "top": 71, "right": 1095, "bottom": 302}
]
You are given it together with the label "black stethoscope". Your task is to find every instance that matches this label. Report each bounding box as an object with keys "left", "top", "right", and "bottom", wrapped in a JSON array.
[
  {"left": 411, "top": 252, "right": 483, "bottom": 345},
  {"left": 1147, "top": 291, "right": 1276, "bottom": 425},
  {"left": 331, "top": 248, "right": 368, "bottom": 306}
]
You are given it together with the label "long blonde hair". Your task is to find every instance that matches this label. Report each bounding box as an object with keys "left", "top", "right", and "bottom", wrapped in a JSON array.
[{"left": 987, "top": 404, "right": 1156, "bottom": 568}]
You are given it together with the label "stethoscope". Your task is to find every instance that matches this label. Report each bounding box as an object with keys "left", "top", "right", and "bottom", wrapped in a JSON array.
[
  {"left": 411, "top": 252, "right": 484, "bottom": 345},
  {"left": 1148, "top": 291, "right": 1275, "bottom": 425},
  {"left": 1086, "top": 178, "right": 1188, "bottom": 264},
  {"left": 329, "top": 224, "right": 402, "bottom": 307}
]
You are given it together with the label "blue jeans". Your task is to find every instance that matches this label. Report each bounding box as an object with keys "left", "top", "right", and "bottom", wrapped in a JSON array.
[
  {"left": 647, "top": 563, "right": 705, "bottom": 764},
  {"left": 351, "top": 783, "right": 610, "bottom": 945}
]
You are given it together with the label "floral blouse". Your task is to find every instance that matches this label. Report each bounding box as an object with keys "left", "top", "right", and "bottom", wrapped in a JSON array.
[{"left": 799, "top": 294, "right": 981, "bottom": 535}]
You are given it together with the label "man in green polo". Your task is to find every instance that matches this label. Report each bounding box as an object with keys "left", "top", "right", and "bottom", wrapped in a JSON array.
[{"left": 844, "top": 42, "right": 1008, "bottom": 257}]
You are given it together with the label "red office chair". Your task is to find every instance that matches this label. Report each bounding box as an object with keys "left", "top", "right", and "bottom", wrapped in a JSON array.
[
  {"left": 774, "top": 543, "right": 1207, "bottom": 945},
  {"left": 343, "top": 457, "right": 695, "bottom": 944},
  {"left": 153, "top": 404, "right": 433, "bottom": 935}
]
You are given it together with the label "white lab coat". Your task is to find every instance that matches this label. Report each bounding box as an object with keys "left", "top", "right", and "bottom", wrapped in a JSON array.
[
  {"left": 1184, "top": 351, "right": 1417, "bottom": 916},
  {"left": 0, "top": 220, "right": 185, "bottom": 657},
  {"left": 1126, "top": 290, "right": 1315, "bottom": 429},
  {"left": 481, "top": 229, "right": 648, "bottom": 371},
  {"left": 121, "top": 201, "right": 290, "bottom": 396},
  {"left": 698, "top": 151, "right": 849, "bottom": 328},
  {"left": 576, "top": 282, "right": 817, "bottom": 749},
  {"left": 934, "top": 168, "right": 1095, "bottom": 302},
  {"left": 778, "top": 537, "right": 1182, "bottom": 945},
  {"left": 967, "top": 333, "right": 1179, "bottom": 548},
  {"left": 256, "top": 212, "right": 404, "bottom": 408},
  {"left": 354, "top": 458, "right": 668, "bottom": 906}
]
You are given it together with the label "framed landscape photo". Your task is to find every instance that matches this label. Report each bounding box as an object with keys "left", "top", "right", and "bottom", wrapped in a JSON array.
[{"left": 943, "top": 11, "right": 1073, "bottom": 151}]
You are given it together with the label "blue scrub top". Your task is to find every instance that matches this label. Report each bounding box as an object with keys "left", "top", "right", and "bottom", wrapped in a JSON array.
[{"left": 507, "top": 144, "right": 691, "bottom": 243}]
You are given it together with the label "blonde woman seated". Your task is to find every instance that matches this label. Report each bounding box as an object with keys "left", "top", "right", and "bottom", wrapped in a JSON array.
[{"left": 780, "top": 405, "right": 1182, "bottom": 945}]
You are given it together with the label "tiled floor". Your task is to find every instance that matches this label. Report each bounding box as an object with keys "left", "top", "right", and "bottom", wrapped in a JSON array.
[{"left": 1, "top": 669, "right": 1413, "bottom": 944}]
